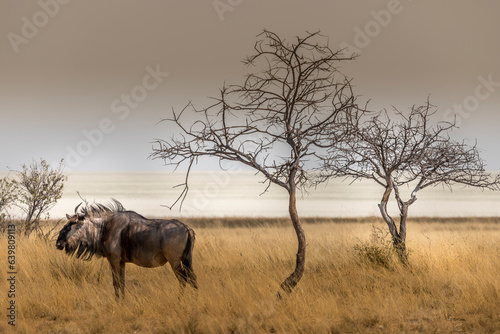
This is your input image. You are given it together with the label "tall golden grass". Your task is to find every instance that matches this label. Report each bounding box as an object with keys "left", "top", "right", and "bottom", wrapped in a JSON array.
[{"left": 2, "top": 218, "right": 500, "bottom": 333}]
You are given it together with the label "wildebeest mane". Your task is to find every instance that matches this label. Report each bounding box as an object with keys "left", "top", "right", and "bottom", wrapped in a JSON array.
[
  {"left": 79, "top": 198, "right": 125, "bottom": 218},
  {"left": 69, "top": 235, "right": 101, "bottom": 261}
]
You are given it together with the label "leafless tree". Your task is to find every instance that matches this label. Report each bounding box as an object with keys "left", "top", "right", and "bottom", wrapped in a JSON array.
[
  {"left": 322, "top": 100, "right": 499, "bottom": 263},
  {"left": 151, "top": 30, "right": 362, "bottom": 294}
]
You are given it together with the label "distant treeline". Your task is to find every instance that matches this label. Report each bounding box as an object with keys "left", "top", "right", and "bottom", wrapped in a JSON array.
[
  {"left": 176, "top": 216, "right": 500, "bottom": 229},
  {"left": 3, "top": 216, "right": 500, "bottom": 234}
]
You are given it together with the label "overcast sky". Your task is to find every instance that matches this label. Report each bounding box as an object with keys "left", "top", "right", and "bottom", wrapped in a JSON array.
[{"left": 1, "top": 1, "right": 500, "bottom": 172}]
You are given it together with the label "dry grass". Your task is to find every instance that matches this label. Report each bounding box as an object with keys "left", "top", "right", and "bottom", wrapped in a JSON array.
[{"left": 2, "top": 218, "right": 500, "bottom": 333}]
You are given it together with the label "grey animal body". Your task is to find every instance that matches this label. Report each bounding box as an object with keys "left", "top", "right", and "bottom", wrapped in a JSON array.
[{"left": 56, "top": 200, "right": 197, "bottom": 298}]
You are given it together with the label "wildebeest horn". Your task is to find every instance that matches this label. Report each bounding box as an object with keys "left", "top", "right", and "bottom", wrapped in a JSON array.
[{"left": 74, "top": 202, "right": 83, "bottom": 214}]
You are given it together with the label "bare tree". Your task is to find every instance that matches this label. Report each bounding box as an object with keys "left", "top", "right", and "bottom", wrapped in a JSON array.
[
  {"left": 11, "top": 159, "right": 67, "bottom": 236},
  {"left": 151, "top": 30, "right": 362, "bottom": 294},
  {"left": 323, "top": 100, "right": 499, "bottom": 263}
]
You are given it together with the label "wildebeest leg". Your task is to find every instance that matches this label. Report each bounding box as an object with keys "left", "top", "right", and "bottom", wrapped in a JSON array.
[
  {"left": 108, "top": 258, "right": 124, "bottom": 299},
  {"left": 119, "top": 261, "right": 126, "bottom": 298},
  {"left": 185, "top": 266, "right": 198, "bottom": 290},
  {"left": 171, "top": 262, "right": 198, "bottom": 292},
  {"left": 171, "top": 261, "right": 187, "bottom": 292}
]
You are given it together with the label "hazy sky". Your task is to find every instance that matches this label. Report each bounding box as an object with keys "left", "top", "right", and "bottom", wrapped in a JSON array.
[{"left": 2, "top": 1, "right": 500, "bottom": 172}]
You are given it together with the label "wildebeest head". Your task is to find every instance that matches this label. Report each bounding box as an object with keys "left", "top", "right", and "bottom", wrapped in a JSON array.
[
  {"left": 55, "top": 213, "right": 85, "bottom": 251},
  {"left": 56, "top": 203, "right": 102, "bottom": 260}
]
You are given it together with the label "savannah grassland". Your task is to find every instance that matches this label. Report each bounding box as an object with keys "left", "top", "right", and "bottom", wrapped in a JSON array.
[{"left": 2, "top": 217, "right": 500, "bottom": 333}]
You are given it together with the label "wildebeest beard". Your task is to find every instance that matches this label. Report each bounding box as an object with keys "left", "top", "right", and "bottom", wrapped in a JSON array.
[{"left": 65, "top": 222, "right": 105, "bottom": 261}]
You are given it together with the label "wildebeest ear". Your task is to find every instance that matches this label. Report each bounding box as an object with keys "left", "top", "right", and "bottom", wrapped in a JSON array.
[{"left": 66, "top": 214, "right": 71, "bottom": 219}]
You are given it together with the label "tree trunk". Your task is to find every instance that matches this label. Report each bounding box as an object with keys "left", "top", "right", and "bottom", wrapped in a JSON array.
[
  {"left": 378, "top": 186, "right": 398, "bottom": 239},
  {"left": 24, "top": 205, "right": 36, "bottom": 236},
  {"left": 378, "top": 185, "right": 408, "bottom": 264},
  {"left": 379, "top": 203, "right": 408, "bottom": 263},
  {"left": 393, "top": 236, "right": 407, "bottom": 264},
  {"left": 278, "top": 186, "right": 306, "bottom": 297},
  {"left": 395, "top": 205, "right": 409, "bottom": 264}
]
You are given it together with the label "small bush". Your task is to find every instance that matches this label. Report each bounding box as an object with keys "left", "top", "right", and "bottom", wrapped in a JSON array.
[
  {"left": 10, "top": 159, "right": 67, "bottom": 236},
  {"left": 354, "top": 226, "right": 397, "bottom": 268},
  {"left": 0, "top": 176, "right": 16, "bottom": 222}
]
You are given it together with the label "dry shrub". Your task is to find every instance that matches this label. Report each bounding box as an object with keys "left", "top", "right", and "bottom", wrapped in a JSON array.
[{"left": 354, "top": 225, "right": 398, "bottom": 268}]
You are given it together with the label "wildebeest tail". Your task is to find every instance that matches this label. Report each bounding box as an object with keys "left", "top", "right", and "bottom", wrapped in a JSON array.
[{"left": 181, "top": 228, "right": 198, "bottom": 289}]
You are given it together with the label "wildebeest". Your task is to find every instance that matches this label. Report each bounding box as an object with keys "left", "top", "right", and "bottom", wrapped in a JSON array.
[{"left": 55, "top": 200, "right": 197, "bottom": 298}]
